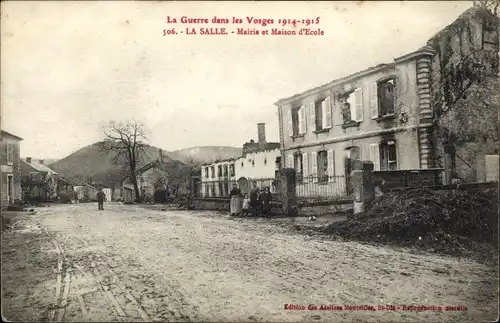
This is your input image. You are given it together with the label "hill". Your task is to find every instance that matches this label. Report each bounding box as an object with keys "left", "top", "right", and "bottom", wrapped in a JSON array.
[
  {"left": 50, "top": 143, "right": 175, "bottom": 186},
  {"left": 167, "top": 146, "right": 242, "bottom": 165}
]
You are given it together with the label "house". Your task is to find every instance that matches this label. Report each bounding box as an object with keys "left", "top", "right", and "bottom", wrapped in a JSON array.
[
  {"left": 121, "top": 149, "right": 188, "bottom": 203},
  {"left": 0, "top": 130, "right": 23, "bottom": 209},
  {"left": 274, "top": 6, "right": 498, "bottom": 196},
  {"left": 20, "top": 158, "right": 59, "bottom": 201},
  {"left": 201, "top": 123, "right": 280, "bottom": 197}
]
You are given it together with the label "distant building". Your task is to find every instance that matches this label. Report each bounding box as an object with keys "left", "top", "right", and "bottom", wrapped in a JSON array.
[
  {"left": 0, "top": 130, "right": 23, "bottom": 208},
  {"left": 201, "top": 123, "right": 280, "bottom": 197},
  {"left": 121, "top": 149, "right": 188, "bottom": 203},
  {"left": 20, "top": 157, "right": 59, "bottom": 201}
]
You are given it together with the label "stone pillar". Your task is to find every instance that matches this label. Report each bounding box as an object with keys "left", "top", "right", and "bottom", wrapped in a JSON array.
[
  {"left": 351, "top": 161, "right": 374, "bottom": 215},
  {"left": 415, "top": 48, "right": 435, "bottom": 169},
  {"left": 279, "top": 168, "right": 297, "bottom": 217}
]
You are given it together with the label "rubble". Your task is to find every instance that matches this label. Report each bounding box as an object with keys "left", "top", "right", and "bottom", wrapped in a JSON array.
[{"left": 322, "top": 187, "right": 498, "bottom": 262}]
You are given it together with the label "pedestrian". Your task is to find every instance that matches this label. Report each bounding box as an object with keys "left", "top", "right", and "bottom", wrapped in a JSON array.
[
  {"left": 242, "top": 194, "right": 250, "bottom": 217},
  {"left": 260, "top": 186, "right": 273, "bottom": 218},
  {"left": 96, "top": 188, "right": 105, "bottom": 210},
  {"left": 249, "top": 181, "right": 260, "bottom": 217},
  {"left": 229, "top": 183, "right": 242, "bottom": 216}
]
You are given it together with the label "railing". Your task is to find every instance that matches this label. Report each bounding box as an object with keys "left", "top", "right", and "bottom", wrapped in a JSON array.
[{"left": 296, "top": 174, "right": 352, "bottom": 199}]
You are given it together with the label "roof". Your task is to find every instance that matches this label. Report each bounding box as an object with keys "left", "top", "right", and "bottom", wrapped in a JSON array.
[
  {"left": 1, "top": 130, "right": 23, "bottom": 141},
  {"left": 121, "top": 157, "right": 186, "bottom": 181},
  {"left": 22, "top": 159, "right": 58, "bottom": 174},
  {"left": 274, "top": 46, "right": 435, "bottom": 106}
]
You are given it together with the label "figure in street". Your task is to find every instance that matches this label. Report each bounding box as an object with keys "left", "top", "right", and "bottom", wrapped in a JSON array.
[
  {"left": 249, "top": 181, "right": 260, "bottom": 217},
  {"left": 259, "top": 186, "right": 273, "bottom": 218},
  {"left": 96, "top": 188, "right": 105, "bottom": 210},
  {"left": 229, "top": 183, "right": 242, "bottom": 216}
]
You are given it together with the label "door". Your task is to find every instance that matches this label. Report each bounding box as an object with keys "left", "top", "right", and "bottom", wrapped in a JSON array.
[{"left": 7, "top": 175, "right": 13, "bottom": 204}]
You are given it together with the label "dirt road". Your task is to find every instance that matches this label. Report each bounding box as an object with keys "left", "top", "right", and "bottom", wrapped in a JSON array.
[{"left": 2, "top": 203, "right": 498, "bottom": 322}]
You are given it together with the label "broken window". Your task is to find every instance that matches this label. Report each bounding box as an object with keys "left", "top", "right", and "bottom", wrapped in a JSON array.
[
  {"left": 379, "top": 140, "right": 398, "bottom": 170},
  {"left": 205, "top": 167, "right": 209, "bottom": 178},
  {"left": 341, "top": 90, "right": 362, "bottom": 124},
  {"left": 223, "top": 165, "right": 228, "bottom": 176},
  {"left": 230, "top": 164, "right": 235, "bottom": 176},
  {"left": 314, "top": 100, "right": 323, "bottom": 131},
  {"left": 210, "top": 166, "right": 215, "bottom": 178},
  {"left": 377, "top": 79, "right": 396, "bottom": 116},
  {"left": 291, "top": 107, "right": 300, "bottom": 136},
  {"left": 217, "top": 165, "right": 222, "bottom": 177}
]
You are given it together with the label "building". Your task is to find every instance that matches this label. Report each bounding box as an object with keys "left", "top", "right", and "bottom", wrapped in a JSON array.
[
  {"left": 121, "top": 149, "right": 188, "bottom": 203},
  {"left": 20, "top": 158, "right": 59, "bottom": 201},
  {"left": 0, "top": 130, "right": 23, "bottom": 209},
  {"left": 274, "top": 6, "right": 498, "bottom": 196},
  {"left": 201, "top": 123, "right": 280, "bottom": 197}
]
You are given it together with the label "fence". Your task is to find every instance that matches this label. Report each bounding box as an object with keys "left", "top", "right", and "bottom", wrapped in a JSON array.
[
  {"left": 195, "top": 177, "right": 278, "bottom": 198},
  {"left": 296, "top": 174, "right": 352, "bottom": 199}
]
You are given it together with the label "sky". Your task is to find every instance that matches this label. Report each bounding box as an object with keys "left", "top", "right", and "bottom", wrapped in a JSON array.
[{"left": 1, "top": 1, "right": 473, "bottom": 159}]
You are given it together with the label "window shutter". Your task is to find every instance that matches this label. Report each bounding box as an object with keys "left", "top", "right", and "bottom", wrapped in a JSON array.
[
  {"left": 321, "top": 100, "right": 326, "bottom": 129},
  {"left": 287, "top": 109, "right": 293, "bottom": 137},
  {"left": 354, "top": 88, "right": 363, "bottom": 122},
  {"left": 324, "top": 96, "right": 332, "bottom": 128},
  {"left": 287, "top": 154, "right": 294, "bottom": 169},
  {"left": 370, "top": 82, "right": 379, "bottom": 119},
  {"left": 310, "top": 103, "right": 316, "bottom": 132},
  {"left": 311, "top": 151, "right": 318, "bottom": 182},
  {"left": 302, "top": 153, "right": 309, "bottom": 177},
  {"left": 327, "top": 150, "right": 335, "bottom": 180},
  {"left": 369, "top": 144, "right": 380, "bottom": 171},
  {"left": 299, "top": 105, "right": 306, "bottom": 134}
]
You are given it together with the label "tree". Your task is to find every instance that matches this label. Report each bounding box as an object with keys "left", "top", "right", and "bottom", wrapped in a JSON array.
[
  {"left": 473, "top": 0, "right": 499, "bottom": 15},
  {"left": 98, "top": 120, "right": 149, "bottom": 203}
]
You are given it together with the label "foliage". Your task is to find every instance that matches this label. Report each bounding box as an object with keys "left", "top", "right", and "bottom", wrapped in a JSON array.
[{"left": 21, "top": 172, "right": 57, "bottom": 201}]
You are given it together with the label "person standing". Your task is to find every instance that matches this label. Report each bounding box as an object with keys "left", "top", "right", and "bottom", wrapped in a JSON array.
[
  {"left": 260, "top": 186, "right": 273, "bottom": 218},
  {"left": 249, "top": 181, "right": 260, "bottom": 217},
  {"left": 96, "top": 188, "right": 105, "bottom": 211},
  {"left": 229, "top": 183, "right": 242, "bottom": 216}
]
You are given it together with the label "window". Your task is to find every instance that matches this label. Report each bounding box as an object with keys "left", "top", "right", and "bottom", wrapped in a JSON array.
[
  {"left": 230, "top": 164, "right": 235, "bottom": 176},
  {"left": 252, "top": 160, "right": 255, "bottom": 167},
  {"left": 371, "top": 141, "right": 397, "bottom": 171},
  {"left": 371, "top": 78, "right": 396, "bottom": 119},
  {"left": 341, "top": 89, "right": 363, "bottom": 125},
  {"left": 312, "top": 97, "right": 332, "bottom": 131},
  {"left": 317, "top": 150, "right": 328, "bottom": 182},
  {"left": 223, "top": 165, "right": 228, "bottom": 177},
  {"left": 294, "top": 153, "right": 303, "bottom": 181},
  {"left": 7, "top": 143, "right": 14, "bottom": 165},
  {"left": 217, "top": 165, "right": 222, "bottom": 177},
  {"left": 288, "top": 105, "right": 307, "bottom": 137},
  {"left": 264, "top": 158, "right": 267, "bottom": 165},
  {"left": 241, "top": 161, "right": 244, "bottom": 167},
  {"left": 314, "top": 101, "right": 323, "bottom": 131},
  {"left": 210, "top": 166, "right": 215, "bottom": 178},
  {"left": 211, "top": 183, "right": 216, "bottom": 196},
  {"left": 205, "top": 167, "right": 209, "bottom": 178}
]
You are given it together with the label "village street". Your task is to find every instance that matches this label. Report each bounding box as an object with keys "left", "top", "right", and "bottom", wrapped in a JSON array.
[{"left": 2, "top": 203, "right": 497, "bottom": 322}]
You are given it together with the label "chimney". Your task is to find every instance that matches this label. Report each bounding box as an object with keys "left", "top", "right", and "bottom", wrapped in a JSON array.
[
  {"left": 40, "top": 159, "right": 44, "bottom": 164},
  {"left": 257, "top": 123, "right": 266, "bottom": 150},
  {"left": 26, "top": 157, "right": 32, "bottom": 163}
]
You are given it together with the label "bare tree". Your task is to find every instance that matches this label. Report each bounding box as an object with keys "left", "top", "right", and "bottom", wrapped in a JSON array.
[{"left": 98, "top": 120, "right": 149, "bottom": 202}]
